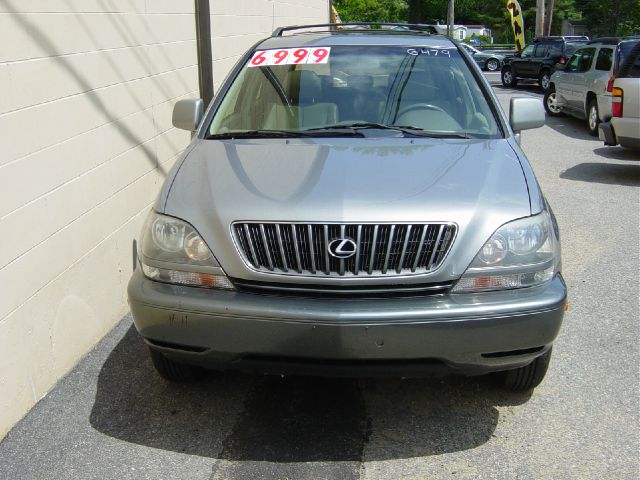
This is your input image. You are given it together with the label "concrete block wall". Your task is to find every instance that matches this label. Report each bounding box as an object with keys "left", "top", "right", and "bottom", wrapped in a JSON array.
[
  {"left": 0, "top": 0, "right": 328, "bottom": 438},
  {"left": 211, "top": 0, "right": 330, "bottom": 90}
]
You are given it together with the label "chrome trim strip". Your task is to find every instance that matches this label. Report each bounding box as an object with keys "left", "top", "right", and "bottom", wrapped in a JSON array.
[
  {"left": 275, "top": 224, "right": 288, "bottom": 272},
  {"left": 307, "top": 224, "right": 316, "bottom": 274},
  {"left": 368, "top": 225, "right": 379, "bottom": 275},
  {"left": 428, "top": 224, "right": 445, "bottom": 270},
  {"left": 382, "top": 225, "right": 395, "bottom": 274},
  {"left": 291, "top": 224, "right": 302, "bottom": 273},
  {"left": 243, "top": 224, "right": 259, "bottom": 267},
  {"left": 397, "top": 225, "right": 412, "bottom": 273},
  {"left": 259, "top": 224, "right": 273, "bottom": 271}
]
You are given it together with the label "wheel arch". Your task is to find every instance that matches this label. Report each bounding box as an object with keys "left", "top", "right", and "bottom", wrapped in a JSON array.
[{"left": 585, "top": 91, "right": 597, "bottom": 116}]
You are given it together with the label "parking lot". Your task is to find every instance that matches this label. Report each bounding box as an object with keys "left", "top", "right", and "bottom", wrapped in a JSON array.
[{"left": 0, "top": 85, "right": 638, "bottom": 480}]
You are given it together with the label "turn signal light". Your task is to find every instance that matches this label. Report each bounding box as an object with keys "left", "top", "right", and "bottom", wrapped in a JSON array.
[{"left": 612, "top": 87, "right": 623, "bottom": 117}]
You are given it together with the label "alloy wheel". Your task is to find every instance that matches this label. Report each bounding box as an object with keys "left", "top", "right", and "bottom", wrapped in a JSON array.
[
  {"left": 546, "top": 92, "right": 561, "bottom": 114},
  {"left": 541, "top": 74, "right": 550, "bottom": 90}
]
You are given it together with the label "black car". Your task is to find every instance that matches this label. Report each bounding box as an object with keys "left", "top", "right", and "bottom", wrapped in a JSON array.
[{"left": 501, "top": 36, "right": 589, "bottom": 89}]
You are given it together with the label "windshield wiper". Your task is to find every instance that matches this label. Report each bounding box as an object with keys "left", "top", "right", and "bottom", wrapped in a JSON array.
[
  {"left": 206, "top": 129, "right": 362, "bottom": 139},
  {"left": 304, "top": 123, "right": 470, "bottom": 139},
  {"left": 207, "top": 129, "right": 309, "bottom": 139}
]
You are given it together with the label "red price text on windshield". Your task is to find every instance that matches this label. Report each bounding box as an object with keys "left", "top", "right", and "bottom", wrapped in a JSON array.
[{"left": 248, "top": 47, "right": 331, "bottom": 67}]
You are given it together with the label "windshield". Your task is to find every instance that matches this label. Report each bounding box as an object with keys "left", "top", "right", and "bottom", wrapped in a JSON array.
[{"left": 207, "top": 45, "right": 501, "bottom": 139}]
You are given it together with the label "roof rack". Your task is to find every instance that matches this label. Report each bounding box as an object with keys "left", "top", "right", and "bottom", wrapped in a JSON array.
[
  {"left": 272, "top": 23, "right": 438, "bottom": 37},
  {"left": 534, "top": 35, "right": 590, "bottom": 41},
  {"left": 587, "top": 36, "right": 640, "bottom": 45}
]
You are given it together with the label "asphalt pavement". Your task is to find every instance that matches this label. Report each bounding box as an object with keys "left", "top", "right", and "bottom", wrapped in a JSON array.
[{"left": 1, "top": 85, "right": 638, "bottom": 480}]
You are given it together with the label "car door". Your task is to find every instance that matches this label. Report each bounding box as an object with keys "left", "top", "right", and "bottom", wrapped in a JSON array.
[
  {"left": 512, "top": 44, "right": 535, "bottom": 76},
  {"left": 568, "top": 47, "right": 596, "bottom": 110},
  {"left": 557, "top": 51, "right": 581, "bottom": 110},
  {"left": 530, "top": 43, "right": 549, "bottom": 76}
]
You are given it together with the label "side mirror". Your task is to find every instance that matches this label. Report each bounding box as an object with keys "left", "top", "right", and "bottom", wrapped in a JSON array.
[
  {"left": 555, "top": 63, "right": 566, "bottom": 71},
  {"left": 509, "top": 97, "right": 545, "bottom": 132},
  {"left": 172, "top": 98, "right": 204, "bottom": 132}
]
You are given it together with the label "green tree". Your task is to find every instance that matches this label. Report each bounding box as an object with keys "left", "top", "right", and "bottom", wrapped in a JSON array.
[
  {"left": 575, "top": 0, "right": 640, "bottom": 35},
  {"left": 333, "top": 0, "right": 408, "bottom": 23}
]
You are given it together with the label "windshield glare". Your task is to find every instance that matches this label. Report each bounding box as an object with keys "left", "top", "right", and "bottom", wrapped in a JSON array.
[{"left": 208, "top": 45, "right": 500, "bottom": 138}]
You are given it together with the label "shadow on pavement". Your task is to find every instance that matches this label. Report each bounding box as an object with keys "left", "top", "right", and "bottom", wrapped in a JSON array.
[
  {"left": 560, "top": 162, "right": 640, "bottom": 186},
  {"left": 90, "top": 325, "right": 531, "bottom": 462},
  {"left": 544, "top": 115, "right": 598, "bottom": 141},
  {"left": 593, "top": 146, "right": 640, "bottom": 161}
]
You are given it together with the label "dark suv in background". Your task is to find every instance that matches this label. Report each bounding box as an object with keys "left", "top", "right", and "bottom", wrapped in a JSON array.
[{"left": 502, "top": 36, "right": 589, "bottom": 89}]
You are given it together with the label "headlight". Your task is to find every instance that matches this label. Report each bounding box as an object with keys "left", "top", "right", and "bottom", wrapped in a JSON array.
[
  {"left": 452, "top": 211, "right": 560, "bottom": 293},
  {"left": 139, "top": 211, "right": 234, "bottom": 290}
]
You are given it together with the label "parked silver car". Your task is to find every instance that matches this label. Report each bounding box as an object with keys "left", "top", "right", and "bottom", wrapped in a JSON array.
[
  {"left": 545, "top": 38, "right": 640, "bottom": 135},
  {"left": 128, "top": 24, "right": 566, "bottom": 392},
  {"left": 460, "top": 43, "right": 505, "bottom": 71},
  {"left": 600, "top": 41, "right": 640, "bottom": 150}
]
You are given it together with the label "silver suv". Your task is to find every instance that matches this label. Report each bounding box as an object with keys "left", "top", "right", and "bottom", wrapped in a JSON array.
[
  {"left": 128, "top": 24, "right": 566, "bottom": 392},
  {"left": 544, "top": 38, "right": 640, "bottom": 135}
]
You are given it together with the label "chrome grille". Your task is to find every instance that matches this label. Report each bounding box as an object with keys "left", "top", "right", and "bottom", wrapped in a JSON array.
[{"left": 232, "top": 222, "right": 456, "bottom": 277}]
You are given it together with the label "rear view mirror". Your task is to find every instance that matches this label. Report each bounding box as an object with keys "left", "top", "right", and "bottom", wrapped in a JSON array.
[
  {"left": 509, "top": 97, "right": 545, "bottom": 132},
  {"left": 172, "top": 98, "right": 204, "bottom": 132}
]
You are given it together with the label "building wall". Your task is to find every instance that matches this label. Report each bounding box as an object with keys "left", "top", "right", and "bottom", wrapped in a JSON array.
[{"left": 0, "top": 0, "right": 328, "bottom": 439}]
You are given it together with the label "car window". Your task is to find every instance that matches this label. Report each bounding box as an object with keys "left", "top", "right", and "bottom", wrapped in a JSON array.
[
  {"left": 547, "top": 42, "right": 564, "bottom": 56},
  {"left": 579, "top": 47, "right": 596, "bottom": 72},
  {"left": 208, "top": 45, "right": 501, "bottom": 138},
  {"left": 618, "top": 42, "right": 640, "bottom": 78},
  {"left": 595, "top": 48, "right": 614, "bottom": 71},
  {"left": 462, "top": 44, "right": 475, "bottom": 54},
  {"left": 563, "top": 43, "right": 580, "bottom": 58},
  {"left": 534, "top": 44, "right": 548, "bottom": 57},
  {"left": 618, "top": 40, "right": 640, "bottom": 73},
  {"left": 565, "top": 52, "right": 581, "bottom": 71},
  {"left": 520, "top": 44, "right": 534, "bottom": 58},
  {"left": 567, "top": 47, "right": 595, "bottom": 72}
]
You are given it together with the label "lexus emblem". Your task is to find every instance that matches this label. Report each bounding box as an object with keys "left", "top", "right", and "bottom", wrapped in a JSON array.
[{"left": 328, "top": 238, "right": 357, "bottom": 259}]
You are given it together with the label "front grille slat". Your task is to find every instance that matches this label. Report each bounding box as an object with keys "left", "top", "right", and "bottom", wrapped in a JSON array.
[
  {"left": 259, "top": 224, "right": 274, "bottom": 271},
  {"left": 233, "top": 222, "right": 456, "bottom": 277},
  {"left": 307, "top": 225, "right": 316, "bottom": 274},
  {"left": 368, "top": 225, "right": 379, "bottom": 275},
  {"left": 428, "top": 224, "right": 445, "bottom": 270},
  {"left": 291, "top": 224, "right": 303, "bottom": 273},
  {"left": 275, "top": 224, "right": 288, "bottom": 272},
  {"left": 397, "top": 225, "right": 412, "bottom": 273}
]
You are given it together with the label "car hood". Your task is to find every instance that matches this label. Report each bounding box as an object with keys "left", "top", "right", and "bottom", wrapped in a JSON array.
[{"left": 163, "top": 137, "right": 532, "bottom": 283}]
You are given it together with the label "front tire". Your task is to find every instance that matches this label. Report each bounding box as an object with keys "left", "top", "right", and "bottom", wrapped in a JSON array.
[
  {"left": 486, "top": 58, "right": 500, "bottom": 71},
  {"left": 501, "top": 67, "right": 518, "bottom": 87},
  {"left": 587, "top": 99, "right": 600, "bottom": 136},
  {"left": 544, "top": 86, "right": 563, "bottom": 116},
  {"left": 502, "top": 348, "right": 552, "bottom": 392},
  {"left": 539, "top": 70, "right": 551, "bottom": 91},
  {"left": 149, "top": 348, "right": 205, "bottom": 382}
]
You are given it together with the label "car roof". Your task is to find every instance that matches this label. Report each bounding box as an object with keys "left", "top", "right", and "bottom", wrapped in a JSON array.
[
  {"left": 587, "top": 36, "right": 640, "bottom": 45},
  {"left": 255, "top": 25, "right": 456, "bottom": 50}
]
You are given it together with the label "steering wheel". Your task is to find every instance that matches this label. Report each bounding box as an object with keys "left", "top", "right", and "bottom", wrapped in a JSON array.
[{"left": 396, "top": 103, "right": 447, "bottom": 119}]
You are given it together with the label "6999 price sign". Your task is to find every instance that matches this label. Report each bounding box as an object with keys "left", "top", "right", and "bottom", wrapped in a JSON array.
[{"left": 248, "top": 47, "right": 331, "bottom": 67}]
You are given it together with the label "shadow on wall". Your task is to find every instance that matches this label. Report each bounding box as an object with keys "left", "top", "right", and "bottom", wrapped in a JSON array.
[
  {"left": 6, "top": 0, "right": 173, "bottom": 175},
  {"left": 89, "top": 324, "right": 531, "bottom": 462}
]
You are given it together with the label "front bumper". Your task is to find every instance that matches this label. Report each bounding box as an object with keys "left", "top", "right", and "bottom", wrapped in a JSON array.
[{"left": 128, "top": 270, "right": 567, "bottom": 377}]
